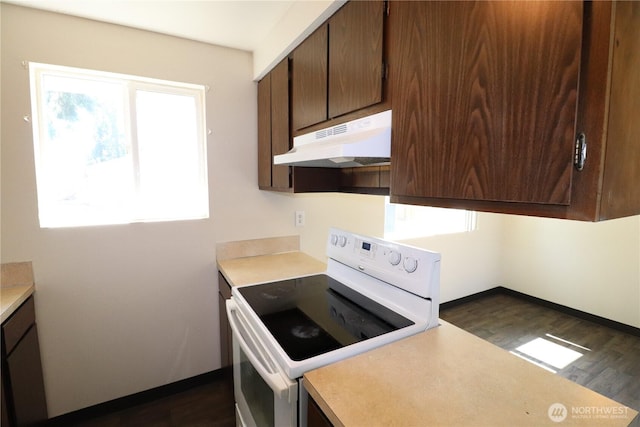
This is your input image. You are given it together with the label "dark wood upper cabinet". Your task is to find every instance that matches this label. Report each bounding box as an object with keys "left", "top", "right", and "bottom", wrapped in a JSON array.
[
  {"left": 388, "top": 0, "right": 640, "bottom": 221},
  {"left": 292, "top": 0, "right": 385, "bottom": 131},
  {"left": 596, "top": 0, "right": 640, "bottom": 220},
  {"left": 257, "top": 71, "right": 272, "bottom": 189},
  {"left": 258, "top": 58, "right": 292, "bottom": 191},
  {"left": 328, "top": 0, "right": 384, "bottom": 119},
  {"left": 260, "top": 0, "right": 638, "bottom": 220},
  {"left": 389, "top": 1, "right": 582, "bottom": 205},
  {"left": 270, "top": 60, "right": 292, "bottom": 189},
  {"left": 291, "top": 25, "right": 328, "bottom": 131},
  {"left": 259, "top": 0, "right": 389, "bottom": 195},
  {"left": 258, "top": 54, "right": 385, "bottom": 195}
]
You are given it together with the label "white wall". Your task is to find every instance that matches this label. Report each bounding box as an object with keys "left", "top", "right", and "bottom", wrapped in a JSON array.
[
  {"left": 397, "top": 213, "right": 504, "bottom": 303},
  {"left": 501, "top": 214, "right": 640, "bottom": 328}
]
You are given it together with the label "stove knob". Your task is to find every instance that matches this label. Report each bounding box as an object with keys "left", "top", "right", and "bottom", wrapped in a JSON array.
[
  {"left": 403, "top": 257, "right": 418, "bottom": 273},
  {"left": 338, "top": 235, "right": 347, "bottom": 247},
  {"left": 330, "top": 234, "right": 338, "bottom": 246},
  {"left": 388, "top": 250, "right": 402, "bottom": 266}
]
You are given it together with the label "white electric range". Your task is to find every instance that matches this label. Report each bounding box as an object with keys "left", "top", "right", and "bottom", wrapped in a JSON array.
[{"left": 226, "top": 228, "right": 441, "bottom": 427}]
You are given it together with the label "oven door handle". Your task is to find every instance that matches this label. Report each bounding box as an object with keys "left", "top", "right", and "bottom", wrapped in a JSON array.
[{"left": 226, "top": 299, "right": 295, "bottom": 402}]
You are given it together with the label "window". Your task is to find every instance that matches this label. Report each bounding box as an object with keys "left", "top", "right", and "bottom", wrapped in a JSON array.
[
  {"left": 29, "top": 62, "right": 208, "bottom": 228},
  {"left": 384, "top": 197, "right": 476, "bottom": 240}
]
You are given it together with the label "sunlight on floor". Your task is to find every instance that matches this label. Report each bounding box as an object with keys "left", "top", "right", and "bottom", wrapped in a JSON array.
[{"left": 510, "top": 335, "right": 589, "bottom": 373}]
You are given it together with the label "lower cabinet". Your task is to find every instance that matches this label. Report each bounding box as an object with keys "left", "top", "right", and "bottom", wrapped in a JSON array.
[
  {"left": 2, "top": 378, "right": 10, "bottom": 426},
  {"left": 1, "top": 296, "right": 48, "bottom": 426},
  {"left": 307, "top": 395, "right": 334, "bottom": 427},
  {"left": 218, "top": 272, "right": 232, "bottom": 368}
]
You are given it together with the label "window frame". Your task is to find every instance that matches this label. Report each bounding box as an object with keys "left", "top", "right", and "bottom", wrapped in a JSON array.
[
  {"left": 384, "top": 197, "right": 477, "bottom": 240},
  {"left": 28, "top": 62, "right": 209, "bottom": 228}
]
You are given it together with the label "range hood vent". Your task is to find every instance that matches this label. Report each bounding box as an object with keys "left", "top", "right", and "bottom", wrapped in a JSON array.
[{"left": 274, "top": 110, "right": 391, "bottom": 168}]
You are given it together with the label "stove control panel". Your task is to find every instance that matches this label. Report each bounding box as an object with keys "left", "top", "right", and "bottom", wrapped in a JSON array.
[
  {"left": 327, "top": 228, "right": 441, "bottom": 299},
  {"left": 329, "top": 231, "right": 422, "bottom": 273}
]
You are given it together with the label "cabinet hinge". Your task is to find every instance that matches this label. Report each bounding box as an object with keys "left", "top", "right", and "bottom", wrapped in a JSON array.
[
  {"left": 382, "top": 61, "right": 388, "bottom": 81},
  {"left": 384, "top": 0, "right": 390, "bottom": 16},
  {"left": 574, "top": 133, "right": 587, "bottom": 171}
]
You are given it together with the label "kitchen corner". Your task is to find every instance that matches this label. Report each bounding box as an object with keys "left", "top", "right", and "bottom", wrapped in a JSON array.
[{"left": 217, "top": 235, "right": 326, "bottom": 287}]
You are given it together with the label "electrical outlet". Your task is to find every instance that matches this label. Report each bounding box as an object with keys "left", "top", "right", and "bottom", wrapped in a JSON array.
[{"left": 295, "top": 211, "right": 305, "bottom": 227}]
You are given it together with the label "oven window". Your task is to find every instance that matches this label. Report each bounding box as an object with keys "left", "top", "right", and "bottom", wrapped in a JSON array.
[{"left": 239, "top": 345, "right": 275, "bottom": 426}]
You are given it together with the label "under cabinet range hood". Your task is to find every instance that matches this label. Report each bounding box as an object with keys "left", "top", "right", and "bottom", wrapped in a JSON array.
[{"left": 274, "top": 110, "right": 391, "bottom": 168}]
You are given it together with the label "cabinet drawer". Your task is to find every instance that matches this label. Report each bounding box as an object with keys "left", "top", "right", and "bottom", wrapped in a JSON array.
[{"left": 2, "top": 296, "right": 35, "bottom": 355}]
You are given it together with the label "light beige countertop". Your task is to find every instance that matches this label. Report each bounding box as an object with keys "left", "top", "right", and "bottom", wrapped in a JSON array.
[
  {"left": 216, "top": 235, "right": 326, "bottom": 287},
  {"left": 218, "top": 252, "right": 326, "bottom": 287},
  {"left": 1, "top": 262, "right": 35, "bottom": 323},
  {"left": 304, "top": 320, "right": 638, "bottom": 427}
]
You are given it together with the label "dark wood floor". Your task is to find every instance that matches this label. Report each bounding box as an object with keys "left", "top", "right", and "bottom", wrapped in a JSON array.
[
  {"left": 62, "top": 292, "right": 639, "bottom": 426},
  {"left": 440, "top": 293, "right": 640, "bottom": 425},
  {"left": 60, "top": 374, "right": 236, "bottom": 427}
]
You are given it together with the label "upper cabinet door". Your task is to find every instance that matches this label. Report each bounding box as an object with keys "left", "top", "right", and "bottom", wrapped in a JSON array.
[
  {"left": 258, "top": 58, "right": 292, "bottom": 191},
  {"left": 270, "top": 59, "right": 291, "bottom": 189},
  {"left": 328, "top": 0, "right": 384, "bottom": 119},
  {"left": 292, "top": 0, "right": 385, "bottom": 132},
  {"left": 292, "top": 25, "right": 328, "bottom": 131},
  {"left": 257, "top": 73, "right": 272, "bottom": 189},
  {"left": 389, "top": 1, "right": 583, "bottom": 205}
]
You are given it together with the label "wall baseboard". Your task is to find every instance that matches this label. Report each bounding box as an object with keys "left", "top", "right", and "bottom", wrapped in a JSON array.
[
  {"left": 45, "top": 368, "right": 232, "bottom": 426},
  {"left": 441, "top": 286, "right": 640, "bottom": 338},
  {"left": 440, "top": 287, "right": 505, "bottom": 310}
]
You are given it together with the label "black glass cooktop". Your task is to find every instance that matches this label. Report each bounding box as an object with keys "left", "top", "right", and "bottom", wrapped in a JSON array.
[{"left": 237, "top": 274, "right": 413, "bottom": 361}]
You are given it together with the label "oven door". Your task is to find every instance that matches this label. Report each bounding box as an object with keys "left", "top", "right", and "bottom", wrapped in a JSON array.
[{"left": 227, "top": 298, "right": 298, "bottom": 427}]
